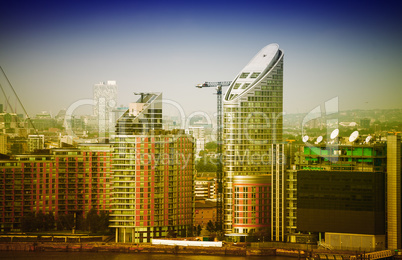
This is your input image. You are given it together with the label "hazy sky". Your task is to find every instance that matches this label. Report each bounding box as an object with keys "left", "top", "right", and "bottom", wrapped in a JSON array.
[{"left": 1, "top": 0, "right": 402, "bottom": 118}]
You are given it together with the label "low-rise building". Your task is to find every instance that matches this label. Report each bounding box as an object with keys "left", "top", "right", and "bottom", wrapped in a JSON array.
[
  {"left": 194, "top": 200, "right": 216, "bottom": 227},
  {"left": 0, "top": 144, "right": 112, "bottom": 232}
]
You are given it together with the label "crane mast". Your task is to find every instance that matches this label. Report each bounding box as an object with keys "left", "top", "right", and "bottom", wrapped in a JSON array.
[
  {"left": 195, "top": 81, "right": 231, "bottom": 232},
  {"left": 0, "top": 66, "right": 38, "bottom": 135}
]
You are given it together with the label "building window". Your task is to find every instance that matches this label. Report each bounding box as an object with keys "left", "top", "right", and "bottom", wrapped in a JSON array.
[
  {"left": 250, "top": 72, "right": 260, "bottom": 78},
  {"left": 233, "top": 83, "right": 242, "bottom": 89},
  {"left": 240, "top": 73, "right": 250, "bottom": 78}
]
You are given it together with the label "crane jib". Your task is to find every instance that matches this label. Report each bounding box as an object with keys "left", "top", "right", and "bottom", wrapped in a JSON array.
[{"left": 195, "top": 81, "right": 231, "bottom": 88}]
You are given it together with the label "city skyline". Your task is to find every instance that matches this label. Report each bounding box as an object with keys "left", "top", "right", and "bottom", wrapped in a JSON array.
[
  {"left": 0, "top": 0, "right": 402, "bottom": 118},
  {"left": 1, "top": 2, "right": 402, "bottom": 248}
]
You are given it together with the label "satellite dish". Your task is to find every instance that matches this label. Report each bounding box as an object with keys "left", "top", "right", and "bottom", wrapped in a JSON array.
[
  {"left": 316, "top": 136, "right": 323, "bottom": 144},
  {"left": 302, "top": 135, "right": 309, "bottom": 143},
  {"left": 349, "top": 131, "right": 359, "bottom": 142},
  {"left": 330, "top": 129, "right": 339, "bottom": 140},
  {"left": 365, "top": 135, "right": 372, "bottom": 143}
]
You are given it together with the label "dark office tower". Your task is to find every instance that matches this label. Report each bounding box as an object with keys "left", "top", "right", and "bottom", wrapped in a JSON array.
[
  {"left": 387, "top": 134, "right": 401, "bottom": 249},
  {"left": 223, "top": 44, "right": 284, "bottom": 238},
  {"left": 298, "top": 171, "right": 385, "bottom": 235},
  {"left": 295, "top": 140, "right": 388, "bottom": 250}
]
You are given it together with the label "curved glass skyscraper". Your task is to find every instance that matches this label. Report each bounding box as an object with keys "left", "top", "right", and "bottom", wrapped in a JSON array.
[{"left": 223, "top": 44, "right": 284, "bottom": 237}]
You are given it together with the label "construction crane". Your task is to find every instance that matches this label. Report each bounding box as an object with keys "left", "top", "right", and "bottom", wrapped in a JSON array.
[
  {"left": 195, "top": 81, "right": 231, "bottom": 231},
  {"left": 134, "top": 92, "right": 152, "bottom": 103},
  {"left": 0, "top": 66, "right": 38, "bottom": 135},
  {"left": 196, "top": 81, "right": 231, "bottom": 89}
]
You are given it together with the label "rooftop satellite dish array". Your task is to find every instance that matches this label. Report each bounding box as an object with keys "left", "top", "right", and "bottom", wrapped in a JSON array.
[
  {"left": 330, "top": 129, "right": 339, "bottom": 140},
  {"left": 349, "top": 131, "right": 359, "bottom": 143},
  {"left": 364, "top": 135, "right": 373, "bottom": 144},
  {"left": 301, "top": 129, "right": 374, "bottom": 144}
]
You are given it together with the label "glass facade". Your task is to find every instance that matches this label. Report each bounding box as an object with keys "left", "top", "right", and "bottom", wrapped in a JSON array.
[
  {"left": 270, "top": 143, "right": 286, "bottom": 241},
  {"left": 297, "top": 170, "right": 385, "bottom": 235},
  {"left": 289, "top": 142, "right": 389, "bottom": 244},
  {"left": 386, "top": 135, "right": 401, "bottom": 249},
  {"left": 296, "top": 143, "right": 386, "bottom": 172},
  {"left": 223, "top": 44, "right": 284, "bottom": 235},
  {"left": 285, "top": 168, "right": 297, "bottom": 241}
]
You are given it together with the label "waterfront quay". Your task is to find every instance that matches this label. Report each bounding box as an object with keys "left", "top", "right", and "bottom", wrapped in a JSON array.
[
  {"left": 0, "top": 241, "right": 395, "bottom": 260},
  {"left": 0, "top": 242, "right": 271, "bottom": 256}
]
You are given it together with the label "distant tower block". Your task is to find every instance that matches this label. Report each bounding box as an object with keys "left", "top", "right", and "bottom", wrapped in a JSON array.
[
  {"left": 360, "top": 118, "right": 370, "bottom": 129},
  {"left": 93, "top": 81, "right": 118, "bottom": 136},
  {"left": 28, "top": 135, "right": 45, "bottom": 153}
]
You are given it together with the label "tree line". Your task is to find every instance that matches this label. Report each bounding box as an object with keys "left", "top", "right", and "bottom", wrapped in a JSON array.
[{"left": 20, "top": 208, "right": 110, "bottom": 234}]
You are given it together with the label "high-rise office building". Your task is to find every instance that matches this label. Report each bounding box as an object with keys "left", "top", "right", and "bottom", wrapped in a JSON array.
[
  {"left": 223, "top": 44, "right": 284, "bottom": 238},
  {"left": 285, "top": 166, "right": 297, "bottom": 241},
  {"left": 387, "top": 134, "right": 401, "bottom": 249},
  {"left": 293, "top": 139, "right": 388, "bottom": 250},
  {"left": 188, "top": 126, "right": 205, "bottom": 157},
  {"left": 93, "top": 81, "right": 118, "bottom": 136},
  {"left": 110, "top": 93, "right": 194, "bottom": 243},
  {"left": 270, "top": 143, "right": 287, "bottom": 241},
  {"left": 297, "top": 171, "right": 385, "bottom": 248},
  {"left": 0, "top": 134, "right": 7, "bottom": 154},
  {"left": 27, "top": 134, "right": 44, "bottom": 153}
]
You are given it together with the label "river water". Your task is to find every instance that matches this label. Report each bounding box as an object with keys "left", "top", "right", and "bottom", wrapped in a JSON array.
[{"left": 0, "top": 252, "right": 296, "bottom": 260}]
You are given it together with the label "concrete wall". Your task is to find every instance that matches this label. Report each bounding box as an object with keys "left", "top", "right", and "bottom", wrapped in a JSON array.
[{"left": 325, "top": 232, "right": 385, "bottom": 251}]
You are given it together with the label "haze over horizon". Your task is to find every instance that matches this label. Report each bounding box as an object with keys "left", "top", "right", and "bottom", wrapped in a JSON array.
[{"left": 1, "top": 0, "right": 401, "bottom": 118}]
